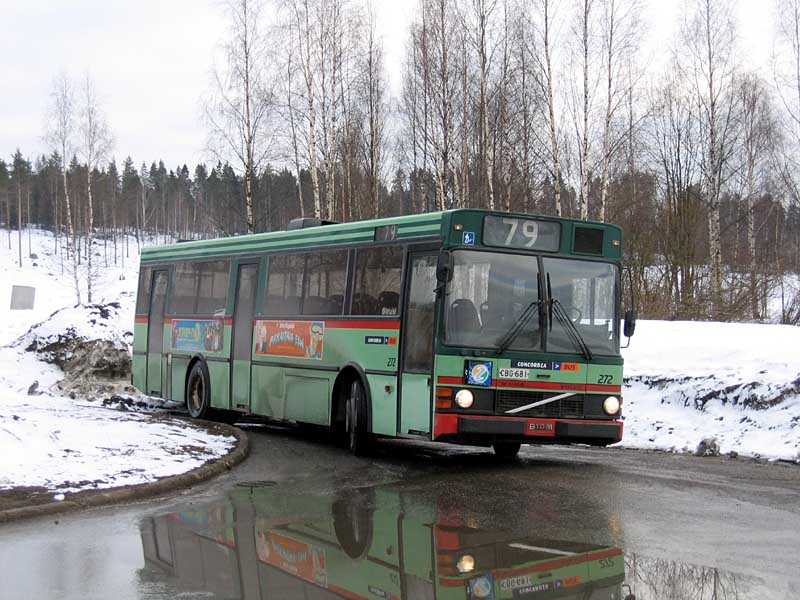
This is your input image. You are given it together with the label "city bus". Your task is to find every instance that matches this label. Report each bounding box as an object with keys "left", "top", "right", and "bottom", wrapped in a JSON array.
[
  {"left": 132, "top": 209, "right": 634, "bottom": 457},
  {"left": 140, "top": 484, "right": 628, "bottom": 599}
]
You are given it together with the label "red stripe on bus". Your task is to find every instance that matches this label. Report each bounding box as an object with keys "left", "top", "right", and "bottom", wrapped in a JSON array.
[
  {"left": 492, "top": 547, "right": 623, "bottom": 579},
  {"left": 586, "top": 383, "right": 623, "bottom": 393},
  {"left": 135, "top": 316, "right": 148, "bottom": 324},
  {"left": 325, "top": 319, "right": 400, "bottom": 330},
  {"left": 162, "top": 317, "right": 233, "bottom": 326},
  {"left": 437, "top": 548, "right": 623, "bottom": 587}
]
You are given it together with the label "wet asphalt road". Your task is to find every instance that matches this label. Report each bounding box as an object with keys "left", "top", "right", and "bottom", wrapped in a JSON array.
[{"left": 0, "top": 424, "right": 798, "bottom": 600}]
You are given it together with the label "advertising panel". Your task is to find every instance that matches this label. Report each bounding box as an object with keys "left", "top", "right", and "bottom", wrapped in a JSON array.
[
  {"left": 171, "top": 318, "right": 224, "bottom": 352},
  {"left": 254, "top": 320, "right": 325, "bottom": 360}
]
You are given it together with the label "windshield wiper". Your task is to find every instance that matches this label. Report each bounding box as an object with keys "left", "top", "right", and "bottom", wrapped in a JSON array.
[
  {"left": 550, "top": 299, "right": 593, "bottom": 361},
  {"left": 496, "top": 299, "right": 542, "bottom": 354}
]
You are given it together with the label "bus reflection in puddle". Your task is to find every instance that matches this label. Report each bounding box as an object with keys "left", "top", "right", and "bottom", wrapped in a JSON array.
[{"left": 139, "top": 484, "right": 629, "bottom": 600}]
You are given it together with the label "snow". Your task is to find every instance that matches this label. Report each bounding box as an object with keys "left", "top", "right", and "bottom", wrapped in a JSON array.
[
  {"left": 0, "top": 230, "right": 235, "bottom": 495},
  {"left": 620, "top": 320, "right": 800, "bottom": 461}
]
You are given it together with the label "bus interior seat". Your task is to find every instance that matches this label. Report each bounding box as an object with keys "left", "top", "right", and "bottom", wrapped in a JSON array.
[
  {"left": 378, "top": 291, "right": 399, "bottom": 315},
  {"left": 283, "top": 296, "right": 301, "bottom": 315},
  {"left": 303, "top": 296, "right": 329, "bottom": 315},
  {"left": 447, "top": 299, "right": 480, "bottom": 342},
  {"left": 328, "top": 294, "right": 344, "bottom": 315},
  {"left": 353, "top": 293, "right": 378, "bottom": 315}
]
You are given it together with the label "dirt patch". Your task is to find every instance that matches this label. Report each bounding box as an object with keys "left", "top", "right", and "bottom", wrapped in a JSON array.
[
  {"left": 15, "top": 302, "right": 131, "bottom": 379},
  {"left": 0, "top": 486, "right": 57, "bottom": 512}
]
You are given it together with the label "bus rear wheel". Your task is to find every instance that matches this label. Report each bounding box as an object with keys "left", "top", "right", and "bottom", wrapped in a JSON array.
[
  {"left": 492, "top": 442, "right": 521, "bottom": 458},
  {"left": 345, "top": 380, "right": 372, "bottom": 456},
  {"left": 186, "top": 361, "right": 211, "bottom": 419}
]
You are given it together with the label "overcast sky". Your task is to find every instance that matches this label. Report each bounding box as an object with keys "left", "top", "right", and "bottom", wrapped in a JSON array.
[{"left": 0, "top": 0, "right": 774, "bottom": 170}]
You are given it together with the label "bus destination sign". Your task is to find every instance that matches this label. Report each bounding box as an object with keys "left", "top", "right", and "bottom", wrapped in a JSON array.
[{"left": 483, "top": 215, "right": 560, "bottom": 251}]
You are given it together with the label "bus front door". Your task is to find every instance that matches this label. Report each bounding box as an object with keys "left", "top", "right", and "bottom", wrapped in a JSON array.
[
  {"left": 399, "top": 253, "right": 437, "bottom": 435},
  {"left": 146, "top": 270, "right": 169, "bottom": 396},
  {"left": 230, "top": 263, "right": 258, "bottom": 412}
]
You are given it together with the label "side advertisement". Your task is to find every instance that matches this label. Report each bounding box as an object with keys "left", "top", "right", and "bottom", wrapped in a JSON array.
[
  {"left": 254, "top": 320, "right": 325, "bottom": 360},
  {"left": 171, "top": 318, "right": 224, "bottom": 353}
]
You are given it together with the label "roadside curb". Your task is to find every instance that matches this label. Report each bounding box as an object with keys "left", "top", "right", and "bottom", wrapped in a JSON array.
[{"left": 0, "top": 419, "right": 249, "bottom": 524}]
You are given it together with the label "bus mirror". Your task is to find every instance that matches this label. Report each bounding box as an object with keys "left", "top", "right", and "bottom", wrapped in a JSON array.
[
  {"left": 623, "top": 309, "right": 637, "bottom": 337},
  {"left": 436, "top": 252, "right": 453, "bottom": 283}
]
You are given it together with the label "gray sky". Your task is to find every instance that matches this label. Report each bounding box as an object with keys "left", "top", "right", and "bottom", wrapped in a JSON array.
[{"left": 0, "top": 0, "right": 774, "bottom": 170}]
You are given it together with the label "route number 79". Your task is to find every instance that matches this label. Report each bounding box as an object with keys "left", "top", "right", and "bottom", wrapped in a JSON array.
[{"left": 502, "top": 218, "right": 539, "bottom": 247}]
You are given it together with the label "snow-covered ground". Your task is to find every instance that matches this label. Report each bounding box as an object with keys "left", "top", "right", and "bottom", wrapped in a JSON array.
[
  {"left": 0, "top": 230, "right": 236, "bottom": 495},
  {"left": 0, "top": 228, "right": 798, "bottom": 496},
  {"left": 620, "top": 321, "right": 800, "bottom": 461}
]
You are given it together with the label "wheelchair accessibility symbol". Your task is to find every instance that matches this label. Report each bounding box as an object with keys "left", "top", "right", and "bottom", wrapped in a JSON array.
[{"left": 463, "top": 231, "right": 475, "bottom": 245}]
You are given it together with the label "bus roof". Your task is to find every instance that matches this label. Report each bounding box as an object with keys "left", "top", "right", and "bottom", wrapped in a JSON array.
[{"left": 139, "top": 209, "right": 621, "bottom": 264}]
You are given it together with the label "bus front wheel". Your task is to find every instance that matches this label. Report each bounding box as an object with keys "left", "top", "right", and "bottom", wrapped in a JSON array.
[
  {"left": 186, "top": 361, "right": 211, "bottom": 419},
  {"left": 346, "top": 380, "right": 372, "bottom": 456},
  {"left": 492, "top": 442, "right": 521, "bottom": 458}
]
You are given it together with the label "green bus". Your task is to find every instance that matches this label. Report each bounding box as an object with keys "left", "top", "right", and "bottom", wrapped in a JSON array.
[
  {"left": 141, "top": 484, "right": 627, "bottom": 599},
  {"left": 132, "top": 209, "right": 634, "bottom": 456}
]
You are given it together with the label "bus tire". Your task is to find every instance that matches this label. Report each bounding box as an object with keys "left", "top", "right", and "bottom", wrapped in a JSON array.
[
  {"left": 332, "top": 488, "right": 374, "bottom": 559},
  {"left": 186, "top": 360, "right": 211, "bottom": 419},
  {"left": 346, "top": 379, "right": 372, "bottom": 456},
  {"left": 492, "top": 442, "right": 521, "bottom": 458}
]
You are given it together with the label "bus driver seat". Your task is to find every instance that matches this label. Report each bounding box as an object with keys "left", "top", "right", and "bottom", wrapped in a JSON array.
[{"left": 447, "top": 298, "right": 481, "bottom": 343}]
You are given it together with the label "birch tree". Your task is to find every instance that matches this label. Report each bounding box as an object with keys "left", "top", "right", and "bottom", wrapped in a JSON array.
[
  {"left": 597, "top": 0, "right": 643, "bottom": 222},
  {"left": 532, "top": 0, "right": 564, "bottom": 215},
  {"left": 77, "top": 74, "right": 113, "bottom": 303},
  {"left": 206, "top": 0, "right": 274, "bottom": 234},
  {"left": 45, "top": 73, "right": 81, "bottom": 304},
  {"left": 735, "top": 73, "right": 775, "bottom": 319},
  {"left": 680, "top": 0, "right": 738, "bottom": 315}
]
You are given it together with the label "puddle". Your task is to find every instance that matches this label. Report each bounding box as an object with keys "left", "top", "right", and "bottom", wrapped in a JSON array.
[{"left": 138, "top": 483, "right": 781, "bottom": 600}]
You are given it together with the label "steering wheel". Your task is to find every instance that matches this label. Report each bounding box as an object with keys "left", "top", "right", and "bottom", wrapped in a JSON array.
[{"left": 564, "top": 305, "right": 582, "bottom": 323}]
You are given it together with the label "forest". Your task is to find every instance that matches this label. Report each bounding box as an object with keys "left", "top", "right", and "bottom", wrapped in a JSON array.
[{"left": 3, "top": 0, "right": 800, "bottom": 323}]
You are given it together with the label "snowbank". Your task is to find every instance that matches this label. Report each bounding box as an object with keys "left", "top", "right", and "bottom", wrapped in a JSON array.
[
  {"left": 0, "top": 230, "right": 236, "bottom": 495},
  {"left": 620, "top": 320, "right": 800, "bottom": 461},
  {"left": 0, "top": 392, "right": 234, "bottom": 493}
]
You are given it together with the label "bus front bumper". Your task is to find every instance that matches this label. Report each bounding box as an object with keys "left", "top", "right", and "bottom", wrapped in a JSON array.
[{"left": 433, "top": 414, "right": 623, "bottom": 446}]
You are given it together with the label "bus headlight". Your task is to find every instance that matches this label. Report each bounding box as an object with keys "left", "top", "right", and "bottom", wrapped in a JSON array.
[
  {"left": 455, "top": 389, "right": 474, "bottom": 409},
  {"left": 603, "top": 396, "right": 620, "bottom": 415},
  {"left": 457, "top": 554, "right": 475, "bottom": 573}
]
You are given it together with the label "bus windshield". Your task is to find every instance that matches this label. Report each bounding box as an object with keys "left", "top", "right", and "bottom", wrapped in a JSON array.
[{"left": 443, "top": 250, "right": 619, "bottom": 356}]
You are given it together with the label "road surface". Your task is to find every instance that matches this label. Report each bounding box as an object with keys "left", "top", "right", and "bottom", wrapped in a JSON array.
[{"left": 1, "top": 423, "right": 798, "bottom": 599}]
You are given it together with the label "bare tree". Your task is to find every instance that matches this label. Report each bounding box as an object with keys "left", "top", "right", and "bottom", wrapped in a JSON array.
[
  {"left": 205, "top": 0, "right": 274, "bottom": 233},
  {"left": 45, "top": 73, "right": 81, "bottom": 305},
  {"left": 533, "top": 0, "right": 564, "bottom": 215},
  {"left": 77, "top": 74, "right": 113, "bottom": 303},
  {"left": 362, "top": 5, "right": 387, "bottom": 212},
  {"left": 735, "top": 73, "right": 776, "bottom": 319},
  {"left": 680, "top": 0, "right": 739, "bottom": 315},
  {"left": 597, "top": 0, "right": 643, "bottom": 222}
]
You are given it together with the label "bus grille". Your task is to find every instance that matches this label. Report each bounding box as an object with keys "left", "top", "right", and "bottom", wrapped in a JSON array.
[{"left": 495, "top": 390, "right": 586, "bottom": 418}]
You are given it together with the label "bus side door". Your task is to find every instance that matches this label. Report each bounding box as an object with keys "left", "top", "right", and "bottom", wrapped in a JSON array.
[
  {"left": 146, "top": 270, "right": 169, "bottom": 396},
  {"left": 398, "top": 253, "right": 437, "bottom": 435},
  {"left": 230, "top": 262, "right": 259, "bottom": 412}
]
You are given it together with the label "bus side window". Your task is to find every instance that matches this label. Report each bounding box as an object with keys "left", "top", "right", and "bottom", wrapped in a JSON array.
[
  {"left": 264, "top": 254, "right": 304, "bottom": 316},
  {"left": 303, "top": 250, "right": 347, "bottom": 315},
  {"left": 135, "top": 266, "right": 153, "bottom": 315},
  {"left": 351, "top": 246, "right": 403, "bottom": 316}
]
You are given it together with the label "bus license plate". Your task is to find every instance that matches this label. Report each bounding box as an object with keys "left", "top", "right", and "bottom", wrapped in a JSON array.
[{"left": 498, "top": 368, "right": 530, "bottom": 380}]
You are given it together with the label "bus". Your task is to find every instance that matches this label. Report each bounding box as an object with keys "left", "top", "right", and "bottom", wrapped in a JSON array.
[
  {"left": 132, "top": 209, "right": 635, "bottom": 457},
  {"left": 141, "top": 484, "right": 628, "bottom": 599}
]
